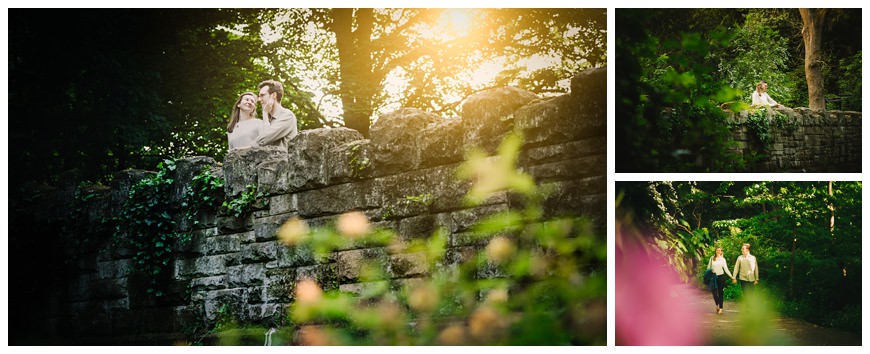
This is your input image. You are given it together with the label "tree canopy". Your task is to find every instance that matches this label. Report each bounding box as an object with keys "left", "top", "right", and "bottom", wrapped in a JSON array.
[{"left": 8, "top": 8, "right": 605, "bottom": 192}]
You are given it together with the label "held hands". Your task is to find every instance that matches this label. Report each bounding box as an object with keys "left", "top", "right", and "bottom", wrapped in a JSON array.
[{"left": 732, "top": 278, "right": 737, "bottom": 284}]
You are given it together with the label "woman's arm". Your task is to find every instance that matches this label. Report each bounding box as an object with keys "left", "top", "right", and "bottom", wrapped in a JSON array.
[{"left": 723, "top": 258, "right": 734, "bottom": 278}]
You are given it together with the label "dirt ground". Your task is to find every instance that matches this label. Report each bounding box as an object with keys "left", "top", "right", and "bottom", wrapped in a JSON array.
[{"left": 679, "top": 283, "right": 861, "bottom": 346}]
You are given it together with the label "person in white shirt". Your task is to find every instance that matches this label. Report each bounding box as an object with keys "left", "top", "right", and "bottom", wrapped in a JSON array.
[
  {"left": 732, "top": 243, "right": 760, "bottom": 293},
  {"left": 751, "top": 80, "right": 782, "bottom": 108},
  {"left": 227, "top": 92, "right": 264, "bottom": 150},
  {"left": 254, "top": 80, "right": 298, "bottom": 151},
  {"left": 708, "top": 246, "right": 735, "bottom": 314}
]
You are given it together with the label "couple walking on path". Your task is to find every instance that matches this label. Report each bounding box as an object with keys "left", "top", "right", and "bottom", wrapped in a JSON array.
[
  {"left": 226, "top": 80, "right": 299, "bottom": 151},
  {"left": 705, "top": 243, "right": 759, "bottom": 314}
]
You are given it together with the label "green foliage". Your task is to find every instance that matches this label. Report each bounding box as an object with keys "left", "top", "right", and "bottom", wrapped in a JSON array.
[
  {"left": 222, "top": 184, "right": 263, "bottom": 218},
  {"left": 182, "top": 167, "right": 226, "bottom": 228},
  {"left": 617, "top": 10, "right": 746, "bottom": 172},
  {"left": 114, "top": 160, "right": 189, "bottom": 296},
  {"left": 348, "top": 142, "right": 371, "bottom": 179},
  {"left": 717, "top": 12, "right": 797, "bottom": 106},
  {"left": 275, "top": 132, "right": 605, "bottom": 345},
  {"left": 830, "top": 50, "right": 862, "bottom": 111}
]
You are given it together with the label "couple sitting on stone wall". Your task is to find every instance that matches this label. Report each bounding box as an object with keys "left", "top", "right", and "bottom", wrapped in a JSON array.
[{"left": 226, "top": 80, "right": 298, "bottom": 151}]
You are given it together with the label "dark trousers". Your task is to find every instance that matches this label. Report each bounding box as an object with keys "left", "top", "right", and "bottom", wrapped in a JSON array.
[
  {"left": 739, "top": 280, "right": 755, "bottom": 295},
  {"left": 712, "top": 274, "right": 728, "bottom": 308}
]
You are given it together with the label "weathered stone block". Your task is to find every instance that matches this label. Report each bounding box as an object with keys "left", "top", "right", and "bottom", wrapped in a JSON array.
[
  {"left": 515, "top": 94, "right": 605, "bottom": 146},
  {"left": 257, "top": 157, "right": 291, "bottom": 195},
  {"left": 197, "top": 232, "right": 240, "bottom": 256},
  {"left": 171, "top": 156, "right": 218, "bottom": 205},
  {"left": 525, "top": 155, "right": 606, "bottom": 182},
  {"left": 370, "top": 108, "right": 441, "bottom": 176},
  {"left": 295, "top": 263, "right": 339, "bottom": 291},
  {"left": 334, "top": 248, "right": 389, "bottom": 283},
  {"left": 227, "top": 263, "right": 267, "bottom": 288},
  {"left": 241, "top": 241, "right": 278, "bottom": 264},
  {"left": 448, "top": 204, "right": 510, "bottom": 234},
  {"left": 277, "top": 243, "right": 318, "bottom": 268},
  {"left": 204, "top": 288, "right": 247, "bottom": 322},
  {"left": 187, "top": 254, "right": 230, "bottom": 277},
  {"left": 327, "top": 139, "right": 374, "bottom": 184},
  {"left": 389, "top": 253, "right": 428, "bottom": 278},
  {"left": 265, "top": 268, "right": 296, "bottom": 303},
  {"left": 520, "top": 137, "right": 606, "bottom": 166},
  {"left": 253, "top": 214, "right": 295, "bottom": 242},
  {"left": 190, "top": 275, "right": 227, "bottom": 291},
  {"left": 224, "top": 146, "right": 287, "bottom": 197},
  {"left": 419, "top": 117, "right": 465, "bottom": 169},
  {"left": 268, "top": 194, "right": 298, "bottom": 215},
  {"left": 396, "top": 214, "right": 442, "bottom": 241},
  {"left": 217, "top": 213, "right": 254, "bottom": 233},
  {"left": 462, "top": 87, "right": 538, "bottom": 153},
  {"left": 339, "top": 281, "right": 390, "bottom": 295},
  {"left": 281, "top": 128, "right": 364, "bottom": 192},
  {"left": 297, "top": 181, "right": 379, "bottom": 218},
  {"left": 540, "top": 178, "right": 606, "bottom": 224}
]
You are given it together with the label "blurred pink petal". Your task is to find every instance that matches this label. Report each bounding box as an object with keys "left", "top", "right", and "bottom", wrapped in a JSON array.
[{"left": 617, "top": 243, "right": 703, "bottom": 345}]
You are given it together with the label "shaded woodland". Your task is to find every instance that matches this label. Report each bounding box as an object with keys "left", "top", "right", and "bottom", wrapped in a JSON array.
[
  {"left": 616, "top": 9, "right": 861, "bottom": 172},
  {"left": 617, "top": 181, "right": 862, "bottom": 333}
]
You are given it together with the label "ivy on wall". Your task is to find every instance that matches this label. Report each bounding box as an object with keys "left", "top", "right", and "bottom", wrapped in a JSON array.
[{"left": 113, "top": 160, "right": 262, "bottom": 296}]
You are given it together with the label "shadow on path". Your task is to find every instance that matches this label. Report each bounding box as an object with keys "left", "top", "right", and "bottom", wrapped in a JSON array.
[{"left": 679, "top": 283, "right": 861, "bottom": 345}]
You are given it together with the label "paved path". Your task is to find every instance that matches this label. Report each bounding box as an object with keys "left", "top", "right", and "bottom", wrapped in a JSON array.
[{"left": 678, "top": 283, "right": 861, "bottom": 345}]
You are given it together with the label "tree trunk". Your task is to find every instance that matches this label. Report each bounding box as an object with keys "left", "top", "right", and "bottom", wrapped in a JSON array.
[
  {"left": 331, "top": 8, "right": 376, "bottom": 137},
  {"left": 789, "top": 236, "right": 795, "bottom": 299},
  {"left": 799, "top": 9, "right": 828, "bottom": 111}
]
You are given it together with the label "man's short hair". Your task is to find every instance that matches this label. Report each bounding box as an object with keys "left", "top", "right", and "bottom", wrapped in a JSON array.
[{"left": 258, "top": 80, "right": 284, "bottom": 103}]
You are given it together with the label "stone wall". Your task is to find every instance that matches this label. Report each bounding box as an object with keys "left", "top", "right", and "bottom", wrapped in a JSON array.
[
  {"left": 24, "top": 68, "right": 606, "bottom": 344},
  {"left": 726, "top": 107, "right": 861, "bottom": 172}
]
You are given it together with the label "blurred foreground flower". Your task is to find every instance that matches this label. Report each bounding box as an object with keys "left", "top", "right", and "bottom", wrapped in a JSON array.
[
  {"left": 485, "top": 236, "right": 516, "bottom": 264},
  {"left": 298, "top": 326, "right": 332, "bottom": 346},
  {"left": 277, "top": 217, "right": 309, "bottom": 245},
  {"left": 337, "top": 211, "right": 371, "bottom": 238},
  {"left": 616, "top": 242, "right": 702, "bottom": 345},
  {"left": 438, "top": 324, "right": 467, "bottom": 345},
  {"left": 295, "top": 279, "right": 323, "bottom": 304}
]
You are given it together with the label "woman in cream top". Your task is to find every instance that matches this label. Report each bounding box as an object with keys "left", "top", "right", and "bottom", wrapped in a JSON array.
[
  {"left": 708, "top": 247, "right": 735, "bottom": 314},
  {"left": 227, "top": 92, "right": 265, "bottom": 150},
  {"left": 751, "top": 80, "right": 782, "bottom": 107}
]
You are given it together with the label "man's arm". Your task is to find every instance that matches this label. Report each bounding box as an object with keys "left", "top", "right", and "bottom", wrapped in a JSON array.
[
  {"left": 732, "top": 257, "right": 741, "bottom": 281},
  {"left": 753, "top": 256, "right": 759, "bottom": 283},
  {"left": 255, "top": 110, "right": 297, "bottom": 147}
]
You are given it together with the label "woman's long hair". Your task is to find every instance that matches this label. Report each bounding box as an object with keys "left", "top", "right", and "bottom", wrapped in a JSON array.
[
  {"left": 755, "top": 81, "right": 766, "bottom": 94},
  {"left": 227, "top": 92, "right": 257, "bottom": 133}
]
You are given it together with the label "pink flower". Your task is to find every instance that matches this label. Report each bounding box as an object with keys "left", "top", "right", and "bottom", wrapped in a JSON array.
[{"left": 616, "top": 243, "right": 703, "bottom": 345}]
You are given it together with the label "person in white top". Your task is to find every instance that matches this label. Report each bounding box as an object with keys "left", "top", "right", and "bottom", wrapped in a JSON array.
[
  {"left": 707, "top": 246, "right": 735, "bottom": 314},
  {"left": 751, "top": 80, "right": 782, "bottom": 108},
  {"left": 227, "top": 92, "right": 264, "bottom": 150}
]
